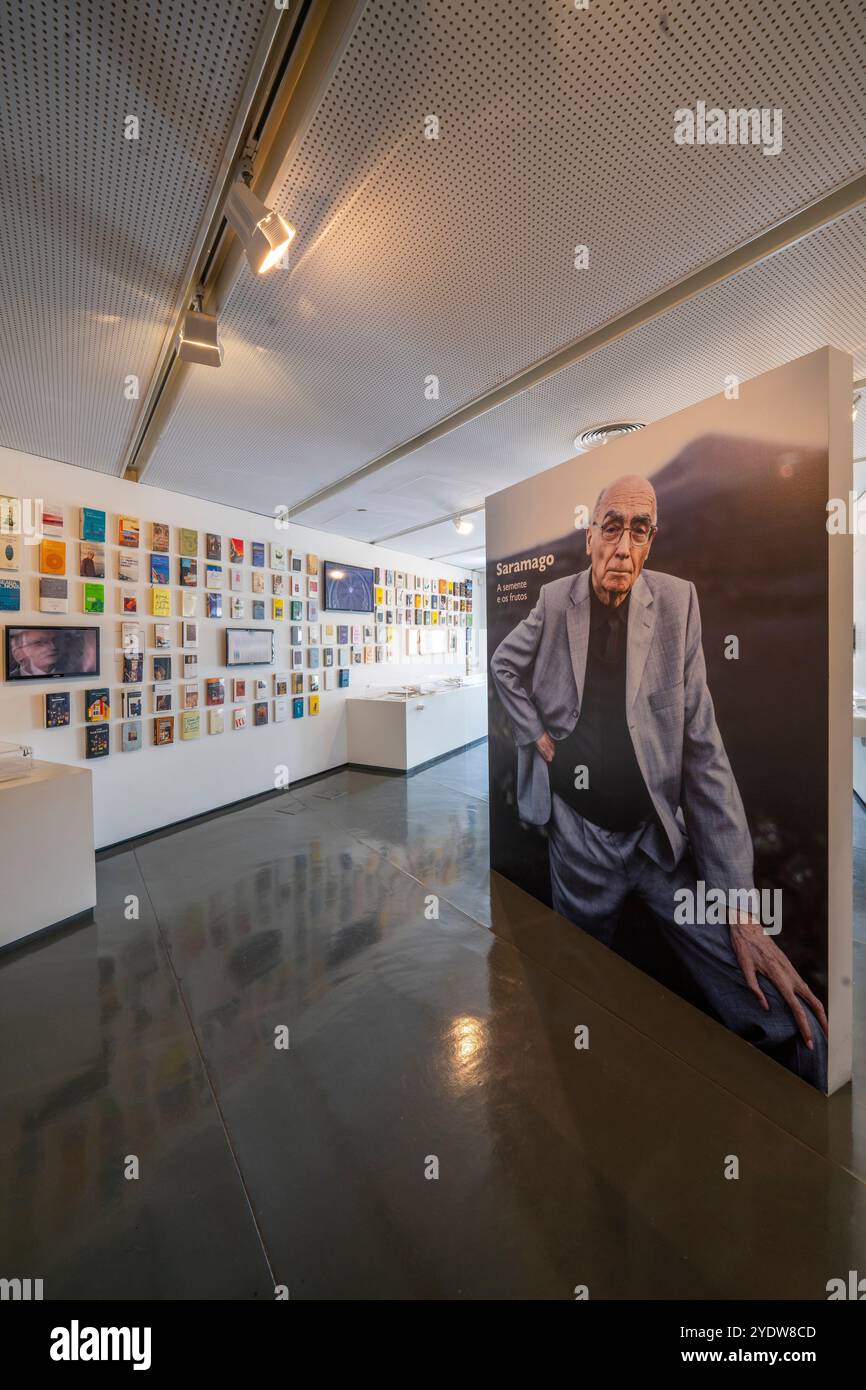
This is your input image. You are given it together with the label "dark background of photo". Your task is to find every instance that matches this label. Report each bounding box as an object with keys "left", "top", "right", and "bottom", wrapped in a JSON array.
[{"left": 486, "top": 432, "right": 829, "bottom": 1006}]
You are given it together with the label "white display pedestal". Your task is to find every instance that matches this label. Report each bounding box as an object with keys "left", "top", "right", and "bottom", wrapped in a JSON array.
[
  {"left": 347, "top": 682, "right": 487, "bottom": 772},
  {"left": 0, "top": 760, "right": 96, "bottom": 951}
]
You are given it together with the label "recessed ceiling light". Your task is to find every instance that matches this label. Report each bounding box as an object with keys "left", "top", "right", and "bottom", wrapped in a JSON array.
[
  {"left": 224, "top": 179, "right": 295, "bottom": 275},
  {"left": 454, "top": 516, "right": 474, "bottom": 535},
  {"left": 573, "top": 422, "right": 645, "bottom": 451}
]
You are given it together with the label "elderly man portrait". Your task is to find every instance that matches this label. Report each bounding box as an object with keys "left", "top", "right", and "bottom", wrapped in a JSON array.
[{"left": 490, "top": 473, "right": 828, "bottom": 1089}]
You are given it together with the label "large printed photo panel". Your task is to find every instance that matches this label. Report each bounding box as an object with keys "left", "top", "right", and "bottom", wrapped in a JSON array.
[{"left": 486, "top": 348, "right": 852, "bottom": 1094}]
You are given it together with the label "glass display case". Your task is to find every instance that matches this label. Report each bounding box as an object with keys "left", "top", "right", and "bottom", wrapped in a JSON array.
[{"left": 355, "top": 674, "right": 486, "bottom": 701}]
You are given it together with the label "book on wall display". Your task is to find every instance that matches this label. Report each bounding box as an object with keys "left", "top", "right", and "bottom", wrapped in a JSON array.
[
  {"left": 180, "top": 557, "right": 198, "bottom": 587},
  {"left": 121, "top": 621, "right": 143, "bottom": 653},
  {"left": 274, "top": 675, "right": 288, "bottom": 697},
  {"left": 123, "top": 651, "right": 144, "bottom": 683},
  {"left": 251, "top": 541, "right": 265, "bottom": 568},
  {"left": 308, "top": 622, "right": 321, "bottom": 645},
  {"left": 1, "top": 536, "right": 21, "bottom": 569},
  {"left": 253, "top": 700, "right": 268, "bottom": 726},
  {"left": 183, "top": 682, "right": 199, "bottom": 710},
  {"left": 292, "top": 696, "right": 304, "bottom": 718},
  {"left": 308, "top": 694, "right": 320, "bottom": 716},
  {"left": 308, "top": 672, "right": 320, "bottom": 693},
  {"left": 80, "top": 507, "right": 106, "bottom": 543},
  {"left": 154, "top": 715, "right": 174, "bottom": 745},
  {"left": 233, "top": 677, "right": 247, "bottom": 700},
  {"left": 291, "top": 672, "right": 303, "bottom": 695},
  {"left": 336, "top": 645, "right": 349, "bottom": 666},
  {"left": 289, "top": 624, "right": 302, "bottom": 645},
  {"left": 0, "top": 495, "right": 20, "bottom": 533},
  {"left": 85, "top": 687, "right": 110, "bottom": 722},
  {"left": 252, "top": 570, "right": 264, "bottom": 594},
  {"left": 291, "top": 553, "right": 302, "bottom": 574},
  {"left": 182, "top": 590, "right": 197, "bottom": 617},
  {"left": 290, "top": 573, "right": 302, "bottom": 597},
  {"left": 122, "top": 720, "right": 142, "bottom": 751},
  {"left": 306, "top": 553, "right": 318, "bottom": 576},
  {"left": 84, "top": 582, "right": 104, "bottom": 614},
  {"left": 323, "top": 668, "right": 336, "bottom": 690},
  {"left": 252, "top": 599, "right": 265, "bottom": 620},
  {"left": 150, "top": 552, "right": 170, "bottom": 585},
  {"left": 206, "top": 677, "right": 226, "bottom": 706},
  {"left": 183, "top": 653, "right": 198, "bottom": 679},
  {"left": 39, "top": 577, "right": 68, "bottom": 613},
  {"left": 208, "top": 707, "right": 224, "bottom": 735},
  {"left": 79, "top": 542, "right": 105, "bottom": 578},
  {"left": 154, "top": 685, "right": 172, "bottom": 713},
  {"left": 290, "top": 599, "right": 302, "bottom": 621},
  {"left": 122, "top": 593, "right": 138, "bottom": 613},
  {"left": 231, "top": 597, "right": 245, "bottom": 619},
  {"left": 307, "top": 599, "right": 319, "bottom": 622},
  {"left": 232, "top": 705, "right": 247, "bottom": 730},
  {"left": 254, "top": 678, "right": 267, "bottom": 699},
  {"left": 205, "top": 564, "right": 222, "bottom": 590},
  {"left": 181, "top": 709, "right": 201, "bottom": 740},
  {"left": 206, "top": 532, "right": 222, "bottom": 560},
  {"left": 338, "top": 668, "right": 349, "bottom": 688},
  {"left": 230, "top": 567, "right": 243, "bottom": 592},
  {"left": 308, "top": 576, "right": 320, "bottom": 599},
  {"left": 42, "top": 503, "right": 64, "bottom": 537},
  {"left": 45, "top": 691, "right": 71, "bottom": 727},
  {"left": 39, "top": 538, "right": 66, "bottom": 574},
  {"left": 323, "top": 647, "right": 334, "bottom": 667},
  {"left": 323, "top": 621, "right": 335, "bottom": 642},
  {"left": 291, "top": 647, "right": 303, "bottom": 670},
  {"left": 270, "top": 542, "right": 287, "bottom": 571},
  {"left": 0, "top": 581, "right": 20, "bottom": 614},
  {"left": 336, "top": 624, "right": 349, "bottom": 644},
  {"left": 272, "top": 571, "right": 286, "bottom": 596},
  {"left": 308, "top": 647, "right": 320, "bottom": 669},
  {"left": 229, "top": 537, "right": 244, "bottom": 563},
  {"left": 121, "top": 689, "right": 143, "bottom": 718},
  {"left": 206, "top": 592, "right": 223, "bottom": 618},
  {"left": 151, "top": 521, "right": 169, "bottom": 552},
  {"left": 118, "top": 516, "right": 140, "bottom": 548},
  {"left": 153, "top": 655, "right": 171, "bottom": 682},
  {"left": 183, "top": 620, "right": 198, "bottom": 647},
  {"left": 179, "top": 528, "right": 198, "bottom": 557},
  {"left": 154, "top": 622, "right": 171, "bottom": 649},
  {"left": 118, "top": 553, "right": 139, "bottom": 583},
  {"left": 273, "top": 697, "right": 288, "bottom": 723},
  {"left": 86, "top": 724, "right": 110, "bottom": 759},
  {"left": 272, "top": 597, "right": 284, "bottom": 621}
]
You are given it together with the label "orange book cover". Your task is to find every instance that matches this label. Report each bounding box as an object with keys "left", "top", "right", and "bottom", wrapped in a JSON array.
[{"left": 40, "top": 538, "right": 66, "bottom": 574}]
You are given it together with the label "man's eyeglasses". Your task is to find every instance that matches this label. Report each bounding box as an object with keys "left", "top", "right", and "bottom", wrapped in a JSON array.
[{"left": 594, "top": 519, "right": 657, "bottom": 546}]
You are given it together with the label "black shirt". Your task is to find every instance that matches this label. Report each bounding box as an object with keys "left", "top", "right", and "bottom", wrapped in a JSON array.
[{"left": 548, "top": 586, "right": 655, "bottom": 831}]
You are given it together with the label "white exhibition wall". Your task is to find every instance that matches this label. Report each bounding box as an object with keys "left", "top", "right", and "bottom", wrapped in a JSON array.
[{"left": 0, "top": 447, "right": 478, "bottom": 847}]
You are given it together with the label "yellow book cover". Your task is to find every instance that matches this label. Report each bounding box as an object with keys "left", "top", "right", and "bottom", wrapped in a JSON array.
[
  {"left": 306, "top": 553, "right": 318, "bottom": 576},
  {"left": 308, "top": 694, "right": 320, "bottom": 715},
  {"left": 151, "top": 585, "right": 171, "bottom": 616},
  {"left": 181, "top": 710, "right": 201, "bottom": 740},
  {"left": 40, "top": 538, "right": 66, "bottom": 574},
  {"left": 272, "top": 597, "right": 284, "bottom": 620},
  {"left": 375, "top": 586, "right": 384, "bottom": 606}
]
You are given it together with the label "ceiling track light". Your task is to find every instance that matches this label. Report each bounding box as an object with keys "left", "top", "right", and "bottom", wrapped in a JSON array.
[
  {"left": 224, "top": 146, "right": 296, "bottom": 275},
  {"left": 453, "top": 516, "right": 474, "bottom": 535},
  {"left": 177, "top": 293, "right": 223, "bottom": 368}
]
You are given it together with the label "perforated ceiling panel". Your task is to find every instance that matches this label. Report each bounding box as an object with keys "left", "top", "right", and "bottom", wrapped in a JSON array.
[
  {"left": 0, "top": 0, "right": 273, "bottom": 472},
  {"left": 144, "top": 0, "right": 866, "bottom": 517}
]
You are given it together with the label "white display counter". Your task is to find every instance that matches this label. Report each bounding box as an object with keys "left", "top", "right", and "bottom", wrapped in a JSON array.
[
  {"left": 0, "top": 760, "right": 96, "bottom": 951},
  {"left": 346, "top": 679, "right": 487, "bottom": 772}
]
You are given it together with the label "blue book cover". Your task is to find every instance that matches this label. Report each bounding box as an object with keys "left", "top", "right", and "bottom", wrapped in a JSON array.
[
  {"left": 150, "top": 553, "right": 170, "bottom": 584},
  {"left": 292, "top": 697, "right": 304, "bottom": 719},
  {"left": 81, "top": 507, "right": 106, "bottom": 542},
  {"left": 338, "top": 669, "right": 349, "bottom": 688},
  {"left": 0, "top": 578, "right": 20, "bottom": 610},
  {"left": 252, "top": 599, "right": 265, "bottom": 620},
  {"left": 251, "top": 541, "right": 265, "bottom": 567}
]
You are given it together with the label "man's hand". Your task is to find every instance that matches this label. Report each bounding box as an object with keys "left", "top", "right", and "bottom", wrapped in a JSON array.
[
  {"left": 535, "top": 731, "right": 555, "bottom": 763},
  {"left": 729, "top": 918, "right": 828, "bottom": 1049}
]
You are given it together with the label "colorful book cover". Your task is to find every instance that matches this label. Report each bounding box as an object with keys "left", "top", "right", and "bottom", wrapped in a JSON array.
[
  {"left": 229, "top": 537, "right": 244, "bottom": 562},
  {"left": 154, "top": 715, "right": 174, "bottom": 745},
  {"left": 80, "top": 507, "right": 106, "bottom": 542},
  {"left": 205, "top": 563, "right": 221, "bottom": 590},
  {"left": 123, "top": 593, "right": 138, "bottom": 613},
  {"left": 206, "top": 532, "right": 222, "bottom": 560},
  {"left": 180, "top": 528, "right": 198, "bottom": 557},
  {"left": 154, "top": 623, "right": 170, "bottom": 649},
  {"left": 181, "top": 710, "right": 201, "bottom": 740},
  {"left": 118, "top": 515, "right": 140, "bottom": 548},
  {"left": 206, "top": 678, "right": 225, "bottom": 706},
  {"left": 291, "top": 673, "right": 303, "bottom": 695},
  {"left": 79, "top": 542, "right": 105, "bottom": 578},
  {"left": 122, "top": 720, "right": 142, "bottom": 752},
  {"left": 180, "top": 556, "right": 198, "bottom": 587},
  {"left": 84, "top": 582, "right": 104, "bottom": 613},
  {"left": 154, "top": 684, "right": 172, "bottom": 713},
  {"left": 274, "top": 675, "right": 288, "bottom": 697},
  {"left": 39, "top": 538, "right": 66, "bottom": 575},
  {"left": 85, "top": 687, "right": 110, "bottom": 722},
  {"left": 45, "top": 691, "right": 70, "bottom": 727},
  {"left": 0, "top": 536, "right": 20, "bottom": 569},
  {"left": 121, "top": 689, "right": 143, "bottom": 718},
  {"left": 232, "top": 706, "right": 247, "bottom": 730},
  {"left": 151, "top": 586, "right": 171, "bottom": 617},
  {"left": 42, "top": 503, "right": 64, "bottom": 537},
  {"left": 206, "top": 592, "right": 222, "bottom": 618},
  {"left": 183, "top": 682, "right": 199, "bottom": 710},
  {"left": 289, "top": 600, "right": 302, "bottom": 621},
  {"left": 209, "top": 707, "right": 225, "bottom": 735},
  {"left": 122, "top": 650, "right": 143, "bottom": 682},
  {"left": 336, "top": 625, "right": 349, "bottom": 644},
  {"left": 118, "top": 553, "right": 139, "bottom": 583},
  {"left": 253, "top": 701, "right": 269, "bottom": 726},
  {"left": 308, "top": 694, "right": 320, "bottom": 716},
  {"left": 39, "top": 577, "right": 68, "bottom": 613},
  {"left": 0, "top": 581, "right": 20, "bottom": 614},
  {"left": 153, "top": 655, "right": 172, "bottom": 682},
  {"left": 86, "top": 724, "right": 110, "bottom": 758},
  {"left": 151, "top": 521, "right": 169, "bottom": 552},
  {"left": 292, "top": 696, "right": 304, "bottom": 719},
  {"left": 252, "top": 599, "right": 265, "bottom": 621},
  {"left": 150, "top": 552, "right": 170, "bottom": 585},
  {"left": 306, "top": 553, "right": 318, "bottom": 576},
  {"left": 272, "top": 597, "right": 284, "bottom": 621},
  {"left": 233, "top": 678, "right": 247, "bottom": 699},
  {"left": 338, "top": 668, "right": 350, "bottom": 688},
  {"left": 251, "top": 541, "right": 265, "bottom": 567}
]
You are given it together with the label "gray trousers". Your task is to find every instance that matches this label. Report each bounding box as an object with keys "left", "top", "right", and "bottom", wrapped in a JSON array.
[{"left": 548, "top": 794, "right": 827, "bottom": 1090}]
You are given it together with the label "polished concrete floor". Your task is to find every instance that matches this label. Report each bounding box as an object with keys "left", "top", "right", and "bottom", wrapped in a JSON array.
[{"left": 1, "top": 741, "right": 865, "bottom": 1299}]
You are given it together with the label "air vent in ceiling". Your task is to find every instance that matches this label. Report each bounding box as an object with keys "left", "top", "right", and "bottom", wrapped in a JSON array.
[{"left": 573, "top": 422, "right": 645, "bottom": 451}]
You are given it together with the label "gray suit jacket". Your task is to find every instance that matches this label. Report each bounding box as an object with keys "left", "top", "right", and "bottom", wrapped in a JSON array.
[{"left": 489, "top": 568, "right": 754, "bottom": 893}]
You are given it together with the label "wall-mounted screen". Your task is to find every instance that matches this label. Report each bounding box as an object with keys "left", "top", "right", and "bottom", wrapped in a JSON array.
[
  {"left": 225, "top": 627, "right": 274, "bottom": 666},
  {"left": 323, "top": 561, "right": 374, "bottom": 613},
  {"left": 4, "top": 625, "right": 100, "bottom": 680}
]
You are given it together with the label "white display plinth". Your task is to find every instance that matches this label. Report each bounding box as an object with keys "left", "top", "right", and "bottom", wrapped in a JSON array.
[
  {"left": 0, "top": 760, "right": 96, "bottom": 951},
  {"left": 347, "top": 682, "right": 487, "bottom": 772}
]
